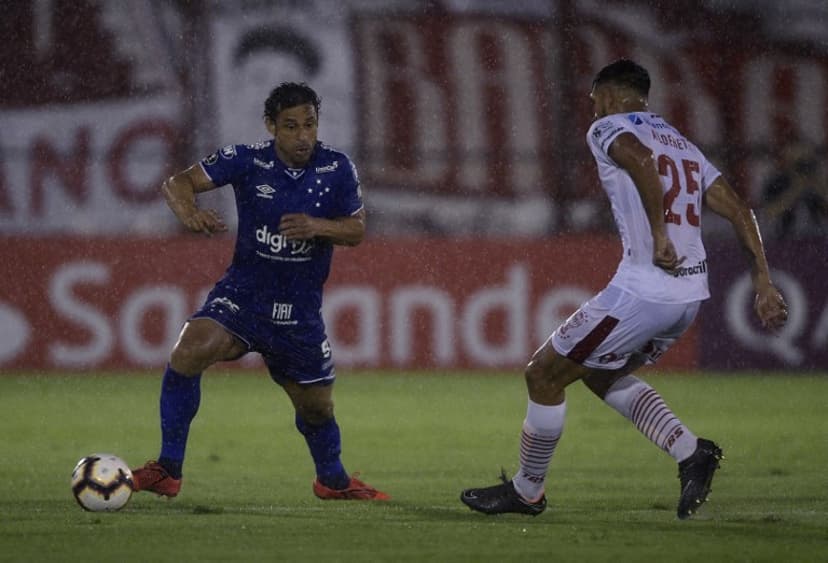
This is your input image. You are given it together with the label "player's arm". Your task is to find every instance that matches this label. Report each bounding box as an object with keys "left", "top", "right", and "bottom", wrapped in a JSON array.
[
  {"left": 704, "top": 176, "right": 787, "bottom": 330},
  {"left": 608, "top": 132, "right": 685, "bottom": 273},
  {"left": 162, "top": 164, "right": 227, "bottom": 235},
  {"left": 279, "top": 208, "right": 366, "bottom": 247}
]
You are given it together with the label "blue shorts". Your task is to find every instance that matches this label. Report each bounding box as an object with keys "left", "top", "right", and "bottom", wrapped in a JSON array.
[{"left": 191, "top": 285, "right": 336, "bottom": 386}]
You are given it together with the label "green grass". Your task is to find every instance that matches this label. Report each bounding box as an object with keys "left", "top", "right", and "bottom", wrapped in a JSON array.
[{"left": 0, "top": 371, "right": 826, "bottom": 562}]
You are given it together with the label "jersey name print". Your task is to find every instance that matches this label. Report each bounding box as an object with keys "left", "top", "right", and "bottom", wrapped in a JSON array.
[{"left": 587, "top": 112, "right": 721, "bottom": 304}]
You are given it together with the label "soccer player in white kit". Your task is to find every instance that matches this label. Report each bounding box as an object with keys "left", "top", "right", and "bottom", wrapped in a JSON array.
[{"left": 461, "top": 59, "right": 788, "bottom": 519}]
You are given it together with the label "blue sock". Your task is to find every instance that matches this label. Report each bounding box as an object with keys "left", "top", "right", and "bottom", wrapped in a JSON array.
[
  {"left": 158, "top": 365, "right": 201, "bottom": 479},
  {"left": 295, "top": 414, "right": 350, "bottom": 490}
]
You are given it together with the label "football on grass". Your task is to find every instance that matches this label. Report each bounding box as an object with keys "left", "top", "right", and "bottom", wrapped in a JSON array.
[{"left": 71, "top": 453, "right": 134, "bottom": 511}]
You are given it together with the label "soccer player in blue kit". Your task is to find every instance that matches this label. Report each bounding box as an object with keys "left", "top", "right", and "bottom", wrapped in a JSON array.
[{"left": 131, "top": 82, "right": 389, "bottom": 501}]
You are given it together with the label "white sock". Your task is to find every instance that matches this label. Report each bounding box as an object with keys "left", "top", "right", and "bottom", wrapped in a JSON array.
[
  {"left": 512, "top": 399, "right": 565, "bottom": 502},
  {"left": 602, "top": 375, "right": 697, "bottom": 462}
]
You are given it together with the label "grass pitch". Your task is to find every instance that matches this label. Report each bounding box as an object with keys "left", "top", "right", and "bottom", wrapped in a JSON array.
[{"left": 0, "top": 370, "right": 826, "bottom": 562}]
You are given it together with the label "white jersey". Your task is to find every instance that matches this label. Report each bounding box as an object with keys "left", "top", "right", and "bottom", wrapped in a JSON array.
[{"left": 587, "top": 112, "right": 721, "bottom": 303}]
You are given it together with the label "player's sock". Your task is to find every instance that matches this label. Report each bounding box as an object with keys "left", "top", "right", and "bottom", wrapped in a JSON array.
[
  {"left": 158, "top": 365, "right": 201, "bottom": 479},
  {"left": 512, "top": 399, "right": 566, "bottom": 502},
  {"left": 295, "top": 414, "right": 351, "bottom": 490},
  {"left": 602, "top": 375, "right": 698, "bottom": 462}
]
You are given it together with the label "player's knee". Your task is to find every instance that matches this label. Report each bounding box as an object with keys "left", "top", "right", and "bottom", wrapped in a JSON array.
[
  {"left": 296, "top": 396, "right": 334, "bottom": 426},
  {"left": 524, "top": 357, "right": 567, "bottom": 395},
  {"left": 297, "top": 400, "right": 334, "bottom": 426},
  {"left": 524, "top": 358, "right": 550, "bottom": 385},
  {"left": 169, "top": 340, "right": 215, "bottom": 374}
]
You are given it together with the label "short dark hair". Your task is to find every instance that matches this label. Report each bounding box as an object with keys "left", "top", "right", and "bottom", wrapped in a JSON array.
[
  {"left": 264, "top": 82, "right": 321, "bottom": 120},
  {"left": 592, "top": 59, "right": 651, "bottom": 97}
]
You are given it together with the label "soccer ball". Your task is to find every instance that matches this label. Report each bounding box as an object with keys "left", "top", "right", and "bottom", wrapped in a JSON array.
[{"left": 71, "top": 453, "right": 134, "bottom": 512}]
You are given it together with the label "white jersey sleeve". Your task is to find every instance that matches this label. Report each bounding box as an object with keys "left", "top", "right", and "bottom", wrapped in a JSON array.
[{"left": 586, "top": 112, "right": 720, "bottom": 303}]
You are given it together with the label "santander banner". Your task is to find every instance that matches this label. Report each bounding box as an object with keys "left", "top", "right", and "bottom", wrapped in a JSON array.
[
  {"left": 6, "top": 236, "right": 821, "bottom": 373},
  {"left": 0, "top": 236, "right": 703, "bottom": 372}
]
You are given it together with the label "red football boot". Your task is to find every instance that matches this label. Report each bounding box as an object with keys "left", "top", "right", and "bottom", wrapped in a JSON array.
[
  {"left": 131, "top": 460, "right": 182, "bottom": 497},
  {"left": 313, "top": 473, "right": 390, "bottom": 500}
]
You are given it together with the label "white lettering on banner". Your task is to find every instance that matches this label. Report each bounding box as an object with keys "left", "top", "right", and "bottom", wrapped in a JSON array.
[
  {"left": 390, "top": 286, "right": 455, "bottom": 365},
  {"left": 324, "top": 264, "right": 590, "bottom": 368},
  {"left": 0, "top": 302, "right": 30, "bottom": 363},
  {"left": 461, "top": 265, "right": 529, "bottom": 366},
  {"left": 450, "top": 21, "right": 541, "bottom": 195},
  {"left": 724, "top": 270, "right": 807, "bottom": 364},
  {"left": 49, "top": 262, "right": 113, "bottom": 367},
  {"left": 120, "top": 286, "right": 188, "bottom": 365},
  {"left": 0, "top": 98, "right": 180, "bottom": 233},
  {"left": 34, "top": 260, "right": 600, "bottom": 369},
  {"left": 358, "top": 19, "right": 448, "bottom": 185},
  {"left": 47, "top": 262, "right": 199, "bottom": 368},
  {"left": 322, "top": 287, "right": 381, "bottom": 364},
  {"left": 357, "top": 17, "right": 548, "bottom": 198}
]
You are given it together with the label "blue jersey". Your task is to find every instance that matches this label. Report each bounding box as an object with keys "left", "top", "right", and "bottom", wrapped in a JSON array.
[{"left": 198, "top": 140, "right": 363, "bottom": 329}]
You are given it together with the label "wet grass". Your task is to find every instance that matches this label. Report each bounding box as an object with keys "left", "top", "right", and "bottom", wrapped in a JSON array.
[{"left": 0, "top": 370, "right": 826, "bottom": 562}]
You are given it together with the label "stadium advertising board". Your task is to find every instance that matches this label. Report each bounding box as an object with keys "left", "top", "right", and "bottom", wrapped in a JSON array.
[
  {"left": 701, "top": 239, "right": 828, "bottom": 371},
  {"left": 2, "top": 236, "right": 823, "bottom": 372},
  {"left": 0, "top": 98, "right": 181, "bottom": 235},
  {"left": 0, "top": 237, "right": 701, "bottom": 372},
  {"left": 3, "top": 3, "right": 827, "bottom": 237}
]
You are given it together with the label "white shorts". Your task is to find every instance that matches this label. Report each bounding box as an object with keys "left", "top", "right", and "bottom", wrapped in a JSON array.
[{"left": 550, "top": 284, "right": 701, "bottom": 370}]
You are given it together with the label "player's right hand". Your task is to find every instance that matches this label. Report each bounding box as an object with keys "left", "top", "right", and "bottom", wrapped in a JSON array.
[
  {"left": 754, "top": 284, "right": 788, "bottom": 331},
  {"left": 652, "top": 236, "right": 686, "bottom": 275},
  {"left": 179, "top": 208, "right": 227, "bottom": 235}
]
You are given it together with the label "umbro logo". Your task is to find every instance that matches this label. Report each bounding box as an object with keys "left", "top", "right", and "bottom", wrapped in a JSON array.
[
  {"left": 315, "top": 161, "right": 339, "bottom": 174},
  {"left": 256, "top": 184, "right": 275, "bottom": 199},
  {"left": 254, "top": 158, "right": 274, "bottom": 169}
]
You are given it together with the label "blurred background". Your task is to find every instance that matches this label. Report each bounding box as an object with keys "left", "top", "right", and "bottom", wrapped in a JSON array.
[{"left": 1, "top": 0, "right": 826, "bottom": 373}]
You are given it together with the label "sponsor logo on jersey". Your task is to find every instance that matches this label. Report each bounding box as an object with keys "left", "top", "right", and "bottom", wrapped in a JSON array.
[
  {"left": 672, "top": 259, "right": 707, "bottom": 278},
  {"left": 256, "top": 184, "right": 275, "bottom": 199},
  {"left": 255, "top": 225, "right": 314, "bottom": 258},
  {"left": 254, "top": 158, "right": 274, "bottom": 169},
  {"left": 627, "top": 114, "right": 644, "bottom": 125},
  {"left": 591, "top": 121, "right": 624, "bottom": 149},
  {"left": 315, "top": 161, "right": 339, "bottom": 174},
  {"left": 643, "top": 116, "right": 670, "bottom": 129},
  {"left": 220, "top": 145, "right": 237, "bottom": 159},
  {"left": 272, "top": 302, "right": 297, "bottom": 325},
  {"left": 246, "top": 141, "right": 271, "bottom": 150},
  {"left": 203, "top": 152, "right": 219, "bottom": 165}
]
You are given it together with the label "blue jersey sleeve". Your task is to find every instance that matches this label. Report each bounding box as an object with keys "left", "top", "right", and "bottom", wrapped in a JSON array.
[
  {"left": 335, "top": 156, "right": 364, "bottom": 216},
  {"left": 199, "top": 144, "right": 247, "bottom": 187}
]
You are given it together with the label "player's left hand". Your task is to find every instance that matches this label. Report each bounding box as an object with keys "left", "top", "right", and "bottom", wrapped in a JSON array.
[
  {"left": 279, "top": 213, "right": 318, "bottom": 240},
  {"left": 754, "top": 284, "right": 788, "bottom": 331}
]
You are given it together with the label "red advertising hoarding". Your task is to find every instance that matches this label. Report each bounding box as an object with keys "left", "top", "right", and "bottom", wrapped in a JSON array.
[{"left": 0, "top": 236, "right": 699, "bottom": 372}]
